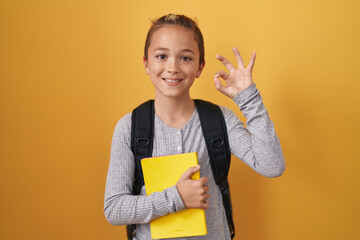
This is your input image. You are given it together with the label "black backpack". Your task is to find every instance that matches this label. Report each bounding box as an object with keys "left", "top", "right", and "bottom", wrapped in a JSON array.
[{"left": 127, "top": 99, "right": 235, "bottom": 239}]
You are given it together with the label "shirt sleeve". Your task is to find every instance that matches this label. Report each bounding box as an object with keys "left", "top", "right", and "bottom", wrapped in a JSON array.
[
  {"left": 221, "top": 84, "right": 286, "bottom": 178},
  {"left": 103, "top": 113, "right": 186, "bottom": 225}
]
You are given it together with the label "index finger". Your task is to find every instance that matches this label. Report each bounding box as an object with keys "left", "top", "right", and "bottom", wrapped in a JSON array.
[{"left": 216, "top": 54, "right": 236, "bottom": 72}]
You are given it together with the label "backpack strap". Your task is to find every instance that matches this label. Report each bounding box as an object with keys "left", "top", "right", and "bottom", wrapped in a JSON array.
[
  {"left": 130, "top": 99, "right": 155, "bottom": 193},
  {"left": 126, "top": 100, "right": 155, "bottom": 240},
  {"left": 194, "top": 99, "right": 235, "bottom": 239}
]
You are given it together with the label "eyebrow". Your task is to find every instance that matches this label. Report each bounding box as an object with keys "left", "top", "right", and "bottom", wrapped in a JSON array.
[{"left": 153, "top": 48, "right": 195, "bottom": 54}]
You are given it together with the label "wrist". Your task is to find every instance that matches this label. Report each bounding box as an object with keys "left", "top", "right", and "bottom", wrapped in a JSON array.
[
  {"left": 169, "top": 185, "right": 186, "bottom": 212},
  {"left": 232, "top": 84, "right": 258, "bottom": 105}
]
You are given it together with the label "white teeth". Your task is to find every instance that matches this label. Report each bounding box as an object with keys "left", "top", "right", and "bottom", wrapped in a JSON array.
[{"left": 163, "top": 78, "right": 181, "bottom": 83}]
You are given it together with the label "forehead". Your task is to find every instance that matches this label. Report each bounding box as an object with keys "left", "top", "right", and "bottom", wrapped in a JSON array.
[{"left": 149, "top": 25, "right": 199, "bottom": 53}]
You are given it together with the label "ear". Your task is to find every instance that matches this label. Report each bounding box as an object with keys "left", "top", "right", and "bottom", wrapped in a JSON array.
[
  {"left": 196, "top": 60, "right": 205, "bottom": 78},
  {"left": 143, "top": 56, "right": 150, "bottom": 75}
]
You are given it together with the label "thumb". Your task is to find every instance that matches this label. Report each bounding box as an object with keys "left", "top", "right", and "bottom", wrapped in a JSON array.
[{"left": 179, "top": 165, "right": 200, "bottom": 181}]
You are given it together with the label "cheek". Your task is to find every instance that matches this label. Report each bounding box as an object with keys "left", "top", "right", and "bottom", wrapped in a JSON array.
[
  {"left": 149, "top": 63, "right": 162, "bottom": 75},
  {"left": 186, "top": 65, "right": 200, "bottom": 77}
]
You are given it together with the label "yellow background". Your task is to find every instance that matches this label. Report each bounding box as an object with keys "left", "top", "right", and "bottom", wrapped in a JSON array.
[{"left": 0, "top": 0, "right": 359, "bottom": 239}]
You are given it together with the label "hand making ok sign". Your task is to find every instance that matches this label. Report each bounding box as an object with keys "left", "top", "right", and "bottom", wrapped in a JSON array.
[{"left": 214, "top": 47, "right": 256, "bottom": 99}]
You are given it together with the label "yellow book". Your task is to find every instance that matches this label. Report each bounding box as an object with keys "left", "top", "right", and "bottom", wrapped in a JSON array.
[{"left": 141, "top": 152, "right": 207, "bottom": 239}]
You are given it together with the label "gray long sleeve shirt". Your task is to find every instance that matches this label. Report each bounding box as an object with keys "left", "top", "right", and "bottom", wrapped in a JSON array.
[{"left": 104, "top": 84, "right": 286, "bottom": 240}]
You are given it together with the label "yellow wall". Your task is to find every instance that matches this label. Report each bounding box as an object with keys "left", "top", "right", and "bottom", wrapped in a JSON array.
[{"left": 1, "top": 0, "right": 359, "bottom": 239}]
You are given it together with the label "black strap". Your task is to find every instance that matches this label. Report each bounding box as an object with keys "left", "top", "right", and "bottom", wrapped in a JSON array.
[
  {"left": 194, "top": 99, "right": 235, "bottom": 239},
  {"left": 130, "top": 99, "right": 155, "bottom": 194},
  {"left": 127, "top": 100, "right": 155, "bottom": 240},
  {"left": 194, "top": 100, "right": 231, "bottom": 183},
  {"left": 127, "top": 99, "right": 235, "bottom": 239}
]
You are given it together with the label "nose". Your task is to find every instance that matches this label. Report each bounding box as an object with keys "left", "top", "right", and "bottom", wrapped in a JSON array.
[{"left": 166, "top": 58, "right": 180, "bottom": 73}]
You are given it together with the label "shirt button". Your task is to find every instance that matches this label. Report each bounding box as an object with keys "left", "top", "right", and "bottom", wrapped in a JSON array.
[
  {"left": 177, "top": 146, "right": 181, "bottom": 151},
  {"left": 177, "top": 131, "right": 181, "bottom": 135}
]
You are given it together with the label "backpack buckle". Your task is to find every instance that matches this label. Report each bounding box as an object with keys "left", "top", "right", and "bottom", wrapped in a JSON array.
[
  {"left": 211, "top": 138, "right": 224, "bottom": 147},
  {"left": 136, "top": 138, "right": 150, "bottom": 147}
]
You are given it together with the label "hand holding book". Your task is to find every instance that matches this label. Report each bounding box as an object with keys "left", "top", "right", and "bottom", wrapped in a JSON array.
[{"left": 176, "top": 165, "right": 210, "bottom": 210}]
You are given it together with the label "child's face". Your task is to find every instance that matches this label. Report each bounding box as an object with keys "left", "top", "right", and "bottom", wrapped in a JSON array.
[{"left": 143, "top": 25, "right": 205, "bottom": 99}]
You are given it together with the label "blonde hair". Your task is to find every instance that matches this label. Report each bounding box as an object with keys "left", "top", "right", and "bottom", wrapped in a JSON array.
[{"left": 144, "top": 14, "right": 205, "bottom": 65}]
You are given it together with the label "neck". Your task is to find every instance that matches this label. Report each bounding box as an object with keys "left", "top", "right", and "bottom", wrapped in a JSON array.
[{"left": 154, "top": 94, "right": 195, "bottom": 129}]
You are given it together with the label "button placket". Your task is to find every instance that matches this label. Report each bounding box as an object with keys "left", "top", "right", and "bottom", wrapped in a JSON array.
[{"left": 176, "top": 129, "right": 182, "bottom": 153}]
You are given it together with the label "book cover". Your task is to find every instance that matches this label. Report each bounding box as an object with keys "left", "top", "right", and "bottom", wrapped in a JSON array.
[{"left": 141, "top": 152, "right": 207, "bottom": 239}]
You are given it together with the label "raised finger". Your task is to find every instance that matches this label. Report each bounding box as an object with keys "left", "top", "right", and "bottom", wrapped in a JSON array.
[
  {"left": 232, "top": 47, "right": 245, "bottom": 69},
  {"left": 246, "top": 52, "right": 256, "bottom": 72},
  {"left": 216, "top": 54, "right": 236, "bottom": 72}
]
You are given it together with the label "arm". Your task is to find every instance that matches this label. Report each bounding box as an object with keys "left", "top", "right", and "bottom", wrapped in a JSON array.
[
  {"left": 221, "top": 85, "right": 286, "bottom": 177},
  {"left": 103, "top": 114, "right": 186, "bottom": 225},
  {"left": 214, "top": 48, "right": 285, "bottom": 177}
]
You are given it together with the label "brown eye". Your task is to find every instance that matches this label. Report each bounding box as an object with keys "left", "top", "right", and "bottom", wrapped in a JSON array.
[
  {"left": 181, "top": 56, "right": 192, "bottom": 61},
  {"left": 156, "top": 55, "right": 167, "bottom": 60}
]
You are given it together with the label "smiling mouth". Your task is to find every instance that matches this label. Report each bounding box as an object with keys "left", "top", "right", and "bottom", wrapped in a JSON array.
[{"left": 162, "top": 78, "right": 183, "bottom": 83}]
